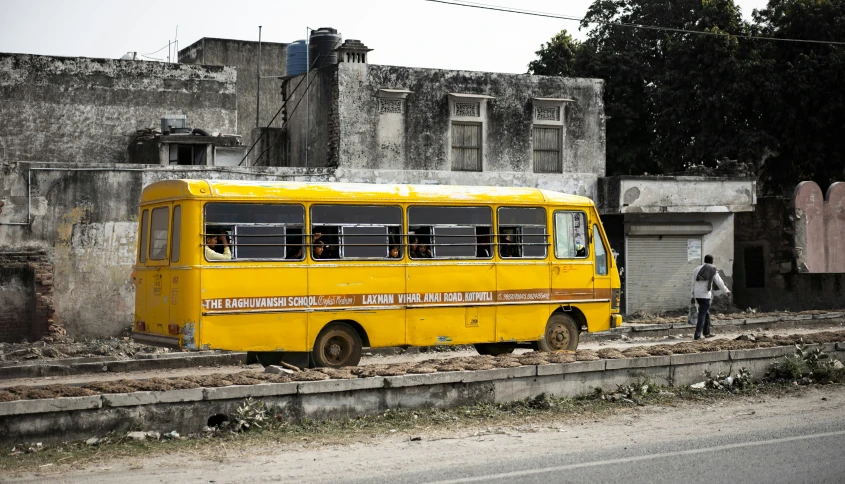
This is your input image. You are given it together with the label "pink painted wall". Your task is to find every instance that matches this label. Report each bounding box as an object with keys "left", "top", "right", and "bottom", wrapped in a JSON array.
[{"left": 792, "top": 181, "right": 845, "bottom": 273}]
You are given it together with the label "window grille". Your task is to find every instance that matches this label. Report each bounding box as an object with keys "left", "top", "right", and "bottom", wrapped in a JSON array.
[
  {"left": 535, "top": 106, "right": 560, "bottom": 121},
  {"left": 378, "top": 98, "right": 404, "bottom": 114},
  {"left": 454, "top": 102, "right": 479, "bottom": 117}
]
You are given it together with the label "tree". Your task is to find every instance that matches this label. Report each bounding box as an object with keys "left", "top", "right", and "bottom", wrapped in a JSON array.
[{"left": 528, "top": 0, "right": 845, "bottom": 195}]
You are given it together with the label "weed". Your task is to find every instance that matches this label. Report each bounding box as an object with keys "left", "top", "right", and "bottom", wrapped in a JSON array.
[{"left": 767, "top": 343, "right": 845, "bottom": 384}]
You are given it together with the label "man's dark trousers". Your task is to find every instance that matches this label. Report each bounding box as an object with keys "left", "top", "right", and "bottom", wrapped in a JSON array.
[{"left": 695, "top": 298, "right": 712, "bottom": 339}]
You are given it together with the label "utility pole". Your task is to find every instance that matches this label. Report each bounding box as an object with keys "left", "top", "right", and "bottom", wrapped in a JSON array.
[{"left": 256, "top": 26, "right": 262, "bottom": 130}]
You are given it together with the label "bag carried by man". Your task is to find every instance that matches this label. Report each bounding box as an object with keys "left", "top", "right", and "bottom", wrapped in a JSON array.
[{"left": 688, "top": 298, "right": 698, "bottom": 325}]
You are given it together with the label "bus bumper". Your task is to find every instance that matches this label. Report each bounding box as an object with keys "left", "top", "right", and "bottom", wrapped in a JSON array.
[
  {"left": 132, "top": 331, "right": 181, "bottom": 349},
  {"left": 610, "top": 314, "right": 622, "bottom": 328}
]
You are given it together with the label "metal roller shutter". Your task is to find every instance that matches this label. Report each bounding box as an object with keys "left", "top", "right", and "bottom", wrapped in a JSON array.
[{"left": 627, "top": 236, "right": 701, "bottom": 314}]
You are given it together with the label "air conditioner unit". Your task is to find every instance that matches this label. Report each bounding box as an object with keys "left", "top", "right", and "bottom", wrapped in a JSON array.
[{"left": 161, "top": 115, "right": 190, "bottom": 134}]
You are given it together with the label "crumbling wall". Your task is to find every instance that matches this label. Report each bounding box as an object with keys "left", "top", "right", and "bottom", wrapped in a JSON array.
[
  {"left": 179, "top": 38, "right": 287, "bottom": 149},
  {"left": 0, "top": 53, "right": 237, "bottom": 164},
  {"left": 0, "top": 250, "right": 56, "bottom": 343},
  {"left": 734, "top": 196, "right": 845, "bottom": 311}
]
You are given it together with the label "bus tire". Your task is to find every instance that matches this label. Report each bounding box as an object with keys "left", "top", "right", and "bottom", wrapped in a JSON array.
[
  {"left": 312, "top": 323, "right": 363, "bottom": 368},
  {"left": 474, "top": 343, "right": 516, "bottom": 356},
  {"left": 537, "top": 313, "right": 579, "bottom": 352}
]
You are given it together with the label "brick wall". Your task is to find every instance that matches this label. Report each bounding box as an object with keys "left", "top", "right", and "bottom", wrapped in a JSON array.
[{"left": 0, "top": 250, "right": 58, "bottom": 343}]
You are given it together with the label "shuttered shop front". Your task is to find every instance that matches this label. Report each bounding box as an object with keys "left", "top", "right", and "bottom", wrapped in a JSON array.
[{"left": 626, "top": 237, "right": 701, "bottom": 313}]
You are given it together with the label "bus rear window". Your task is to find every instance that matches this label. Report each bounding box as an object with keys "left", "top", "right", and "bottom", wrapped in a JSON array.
[{"left": 149, "top": 207, "right": 170, "bottom": 260}]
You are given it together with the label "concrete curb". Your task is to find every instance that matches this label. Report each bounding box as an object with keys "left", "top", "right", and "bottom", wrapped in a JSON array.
[
  {"left": 0, "top": 314, "right": 841, "bottom": 381},
  {"left": 2, "top": 343, "right": 842, "bottom": 446}
]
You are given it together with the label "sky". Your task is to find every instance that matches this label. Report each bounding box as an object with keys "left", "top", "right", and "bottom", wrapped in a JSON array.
[{"left": 0, "top": 0, "right": 770, "bottom": 74}]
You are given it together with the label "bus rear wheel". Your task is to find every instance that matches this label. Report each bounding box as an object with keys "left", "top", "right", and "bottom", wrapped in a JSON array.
[
  {"left": 537, "top": 313, "right": 579, "bottom": 352},
  {"left": 474, "top": 343, "right": 516, "bottom": 356},
  {"left": 312, "top": 323, "right": 362, "bottom": 368}
]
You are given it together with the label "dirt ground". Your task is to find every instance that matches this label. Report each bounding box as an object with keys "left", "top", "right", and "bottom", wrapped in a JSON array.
[{"left": 1, "top": 325, "right": 843, "bottom": 400}]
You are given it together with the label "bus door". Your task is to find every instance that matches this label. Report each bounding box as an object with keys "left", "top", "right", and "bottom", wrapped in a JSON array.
[
  {"left": 550, "top": 210, "right": 594, "bottom": 305},
  {"left": 143, "top": 204, "right": 173, "bottom": 337},
  {"left": 591, "top": 223, "right": 613, "bottom": 306}
]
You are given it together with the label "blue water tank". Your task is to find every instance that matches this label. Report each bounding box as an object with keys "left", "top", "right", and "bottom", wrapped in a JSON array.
[{"left": 286, "top": 39, "right": 308, "bottom": 77}]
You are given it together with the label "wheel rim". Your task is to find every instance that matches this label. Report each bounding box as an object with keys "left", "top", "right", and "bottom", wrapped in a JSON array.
[
  {"left": 321, "top": 330, "right": 354, "bottom": 366},
  {"left": 546, "top": 321, "right": 572, "bottom": 351}
]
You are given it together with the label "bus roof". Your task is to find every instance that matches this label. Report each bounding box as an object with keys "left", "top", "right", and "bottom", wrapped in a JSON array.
[{"left": 140, "top": 179, "right": 594, "bottom": 207}]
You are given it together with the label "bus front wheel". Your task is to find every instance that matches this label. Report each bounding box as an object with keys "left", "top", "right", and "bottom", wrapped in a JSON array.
[
  {"left": 312, "top": 323, "right": 363, "bottom": 368},
  {"left": 537, "top": 313, "right": 579, "bottom": 352}
]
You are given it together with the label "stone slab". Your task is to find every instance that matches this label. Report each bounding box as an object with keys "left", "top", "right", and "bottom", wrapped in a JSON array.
[
  {"left": 631, "top": 324, "right": 673, "bottom": 332},
  {"left": 713, "top": 318, "right": 745, "bottom": 326},
  {"left": 382, "top": 371, "right": 465, "bottom": 388},
  {"left": 813, "top": 312, "right": 845, "bottom": 320},
  {"left": 837, "top": 343, "right": 845, "bottom": 352},
  {"left": 297, "top": 377, "right": 385, "bottom": 394},
  {"left": 557, "top": 360, "right": 606, "bottom": 374},
  {"left": 744, "top": 316, "right": 780, "bottom": 325},
  {"left": 670, "top": 351, "right": 730, "bottom": 366},
  {"left": 0, "top": 395, "right": 102, "bottom": 417},
  {"left": 605, "top": 355, "right": 671, "bottom": 370},
  {"left": 462, "top": 366, "right": 536, "bottom": 383},
  {"left": 783, "top": 315, "right": 814, "bottom": 322},
  {"left": 729, "top": 346, "right": 794, "bottom": 361},
  {"left": 203, "top": 382, "right": 298, "bottom": 401},
  {"left": 102, "top": 388, "right": 205, "bottom": 407}
]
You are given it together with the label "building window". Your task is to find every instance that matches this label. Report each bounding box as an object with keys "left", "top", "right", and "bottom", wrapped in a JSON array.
[
  {"left": 535, "top": 106, "right": 560, "bottom": 122},
  {"left": 744, "top": 246, "right": 765, "bottom": 288},
  {"left": 451, "top": 123, "right": 482, "bottom": 171},
  {"left": 533, "top": 126, "right": 562, "bottom": 173},
  {"left": 454, "top": 102, "right": 480, "bottom": 117},
  {"left": 378, "top": 98, "right": 404, "bottom": 114}
]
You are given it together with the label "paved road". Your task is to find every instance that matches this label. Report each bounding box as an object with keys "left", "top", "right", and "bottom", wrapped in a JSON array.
[{"left": 9, "top": 386, "right": 845, "bottom": 483}]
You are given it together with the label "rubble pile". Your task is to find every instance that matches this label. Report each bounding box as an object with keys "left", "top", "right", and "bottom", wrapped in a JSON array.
[
  {"left": 0, "top": 337, "right": 171, "bottom": 363},
  {"left": 2, "top": 329, "right": 844, "bottom": 403}
]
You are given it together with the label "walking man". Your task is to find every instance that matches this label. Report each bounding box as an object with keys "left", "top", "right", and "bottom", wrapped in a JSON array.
[{"left": 691, "top": 254, "right": 730, "bottom": 340}]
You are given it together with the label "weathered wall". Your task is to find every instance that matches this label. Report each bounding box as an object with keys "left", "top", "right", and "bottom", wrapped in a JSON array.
[
  {"left": 599, "top": 176, "right": 757, "bottom": 214},
  {"left": 281, "top": 68, "right": 334, "bottom": 168},
  {"left": 179, "top": 38, "right": 286, "bottom": 148},
  {"left": 0, "top": 53, "right": 238, "bottom": 164},
  {"left": 734, "top": 197, "right": 845, "bottom": 311},
  {"left": 0, "top": 250, "right": 55, "bottom": 343},
  {"left": 0, "top": 162, "right": 334, "bottom": 338},
  {"left": 334, "top": 63, "right": 605, "bottom": 194}
]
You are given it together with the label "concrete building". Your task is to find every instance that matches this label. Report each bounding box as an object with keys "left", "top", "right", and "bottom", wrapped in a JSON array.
[
  {"left": 249, "top": 38, "right": 606, "bottom": 198},
  {"left": 599, "top": 176, "right": 757, "bottom": 314},
  {"left": 0, "top": 53, "right": 237, "bottom": 164}
]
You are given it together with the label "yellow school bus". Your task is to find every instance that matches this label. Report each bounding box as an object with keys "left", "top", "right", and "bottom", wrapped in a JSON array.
[{"left": 133, "top": 180, "right": 621, "bottom": 367}]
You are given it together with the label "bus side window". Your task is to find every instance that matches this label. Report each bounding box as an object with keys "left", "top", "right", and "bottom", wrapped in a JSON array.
[
  {"left": 497, "top": 207, "right": 547, "bottom": 259},
  {"left": 311, "top": 205, "right": 402, "bottom": 260},
  {"left": 553, "top": 211, "right": 588, "bottom": 259},
  {"left": 593, "top": 225, "right": 608, "bottom": 275},
  {"left": 408, "top": 206, "right": 492, "bottom": 259},
  {"left": 139, "top": 209, "right": 149, "bottom": 263},
  {"left": 204, "top": 203, "right": 304, "bottom": 261}
]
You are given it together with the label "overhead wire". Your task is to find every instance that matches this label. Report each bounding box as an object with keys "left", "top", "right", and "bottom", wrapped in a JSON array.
[{"left": 425, "top": 0, "right": 845, "bottom": 46}]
